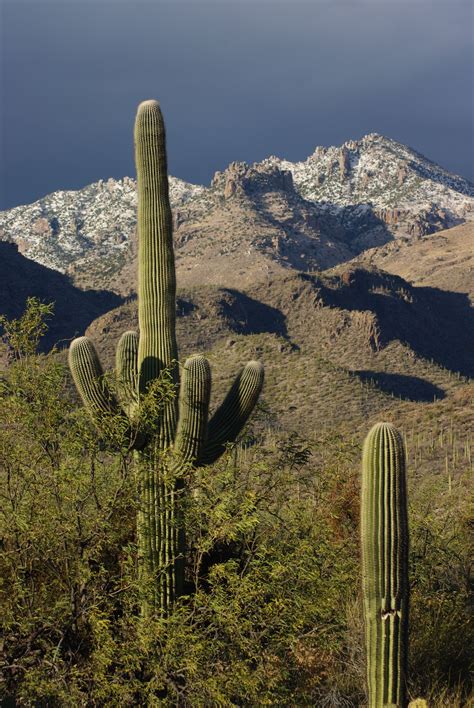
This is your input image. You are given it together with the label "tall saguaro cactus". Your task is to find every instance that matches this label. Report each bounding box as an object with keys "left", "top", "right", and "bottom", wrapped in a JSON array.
[
  {"left": 69, "top": 100, "right": 264, "bottom": 615},
  {"left": 361, "top": 422, "right": 409, "bottom": 708}
]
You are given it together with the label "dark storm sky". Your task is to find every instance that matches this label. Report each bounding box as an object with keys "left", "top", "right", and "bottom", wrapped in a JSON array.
[{"left": 1, "top": 0, "right": 473, "bottom": 210}]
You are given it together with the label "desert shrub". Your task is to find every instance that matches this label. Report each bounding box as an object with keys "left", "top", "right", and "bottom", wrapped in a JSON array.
[
  {"left": 408, "top": 474, "right": 473, "bottom": 704},
  {"left": 0, "top": 305, "right": 137, "bottom": 705}
]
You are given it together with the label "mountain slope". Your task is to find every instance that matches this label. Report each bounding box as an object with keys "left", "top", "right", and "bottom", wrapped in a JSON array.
[
  {"left": 83, "top": 267, "right": 473, "bottom": 460},
  {"left": 266, "top": 132, "right": 473, "bottom": 250},
  {"left": 349, "top": 222, "right": 474, "bottom": 301}
]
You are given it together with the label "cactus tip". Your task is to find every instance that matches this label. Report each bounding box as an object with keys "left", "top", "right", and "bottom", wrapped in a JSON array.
[{"left": 137, "top": 99, "right": 161, "bottom": 113}]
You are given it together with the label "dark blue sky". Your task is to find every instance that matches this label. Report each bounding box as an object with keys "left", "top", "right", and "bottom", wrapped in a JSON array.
[{"left": 1, "top": 0, "right": 473, "bottom": 210}]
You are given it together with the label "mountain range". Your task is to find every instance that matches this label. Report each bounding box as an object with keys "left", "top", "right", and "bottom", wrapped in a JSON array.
[
  {"left": 0, "top": 135, "right": 472, "bottom": 464},
  {"left": 1, "top": 133, "right": 473, "bottom": 295}
]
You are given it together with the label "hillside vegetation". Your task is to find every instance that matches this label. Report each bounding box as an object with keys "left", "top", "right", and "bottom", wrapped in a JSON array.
[{"left": 0, "top": 286, "right": 471, "bottom": 706}]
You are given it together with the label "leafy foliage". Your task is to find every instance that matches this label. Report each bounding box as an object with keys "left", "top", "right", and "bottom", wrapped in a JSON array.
[
  {"left": 0, "top": 297, "right": 53, "bottom": 360},
  {"left": 0, "top": 302, "right": 472, "bottom": 706}
]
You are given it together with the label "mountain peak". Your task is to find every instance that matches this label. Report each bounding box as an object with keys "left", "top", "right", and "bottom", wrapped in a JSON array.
[
  {"left": 278, "top": 131, "right": 474, "bottom": 208},
  {"left": 361, "top": 131, "right": 387, "bottom": 142}
]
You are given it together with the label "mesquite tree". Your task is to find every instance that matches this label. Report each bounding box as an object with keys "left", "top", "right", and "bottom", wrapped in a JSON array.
[{"left": 69, "top": 100, "right": 264, "bottom": 615}]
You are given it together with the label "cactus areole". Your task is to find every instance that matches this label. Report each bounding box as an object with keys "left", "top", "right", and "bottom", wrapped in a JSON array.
[
  {"left": 361, "top": 422, "right": 409, "bottom": 708},
  {"left": 68, "top": 101, "right": 264, "bottom": 615}
]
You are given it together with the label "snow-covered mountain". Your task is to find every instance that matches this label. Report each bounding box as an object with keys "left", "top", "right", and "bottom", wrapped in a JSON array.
[
  {"left": 0, "top": 176, "right": 207, "bottom": 275},
  {"left": 1, "top": 134, "right": 473, "bottom": 293},
  {"left": 270, "top": 133, "right": 472, "bottom": 208}
]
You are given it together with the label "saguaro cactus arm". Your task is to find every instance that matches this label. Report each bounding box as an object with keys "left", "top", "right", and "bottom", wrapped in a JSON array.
[
  {"left": 116, "top": 330, "right": 139, "bottom": 415},
  {"left": 69, "top": 336, "right": 144, "bottom": 449},
  {"left": 199, "top": 360, "right": 264, "bottom": 466},
  {"left": 175, "top": 354, "right": 212, "bottom": 462},
  {"left": 69, "top": 336, "right": 121, "bottom": 420},
  {"left": 361, "top": 422, "right": 409, "bottom": 708}
]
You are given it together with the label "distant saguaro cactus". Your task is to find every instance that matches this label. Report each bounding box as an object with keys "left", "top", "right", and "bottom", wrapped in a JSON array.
[
  {"left": 69, "top": 100, "right": 264, "bottom": 615},
  {"left": 361, "top": 422, "right": 409, "bottom": 707}
]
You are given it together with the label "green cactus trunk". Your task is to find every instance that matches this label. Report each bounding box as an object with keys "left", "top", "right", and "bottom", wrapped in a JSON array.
[
  {"left": 134, "top": 101, "right": 182, "bottom": 613},
  {"left": 136, "top": 447, "right": 185, "bottom": 616},
  {"left": 135, "top": 101, "right": 179, "bottom": 446},
  {"left": 361, "top": 422, "right": 409, "bottom": 708},
  {"left": 68, "top": 100, "right": 264, "bottom": 616}
]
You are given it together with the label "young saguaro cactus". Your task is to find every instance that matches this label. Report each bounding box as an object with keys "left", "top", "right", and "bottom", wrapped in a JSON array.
[
  {"left": 361, "top": 422, "right": 409, "bottom": 708},
  {"left": 68, "top": 100, "right": 264, "bottom": 615}
]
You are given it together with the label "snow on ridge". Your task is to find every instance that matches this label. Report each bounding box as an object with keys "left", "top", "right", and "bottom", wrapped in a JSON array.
[{"left": 258, "top": 133, "right": 474, "bottom": 214}]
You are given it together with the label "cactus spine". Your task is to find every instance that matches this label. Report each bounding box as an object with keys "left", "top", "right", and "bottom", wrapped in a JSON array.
[
  {"left": 361, "top": 422, "right": 409, "bottom": 707},
  {"left": 69, "top": 100, "right": 264, "bottom": 615}
]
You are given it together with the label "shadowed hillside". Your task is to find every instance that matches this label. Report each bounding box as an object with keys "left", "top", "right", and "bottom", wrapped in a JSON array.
[
  {"left": 304, "top": 266, "right": 474, "bottom": 377},
  {"left": 0, "top": 242, "right": 122, "bottom": 352}
]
